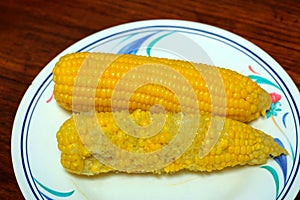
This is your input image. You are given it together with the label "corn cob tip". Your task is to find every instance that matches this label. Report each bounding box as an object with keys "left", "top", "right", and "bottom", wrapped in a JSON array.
[
  {"left": 258, "top": 89, "right": 272, "bottom": 117},
  {"left": 269, "top": 140, "right": 288, "bottom": 157},
  {"left": 247, "top": 130, "right": 287, "bottom": 166}
]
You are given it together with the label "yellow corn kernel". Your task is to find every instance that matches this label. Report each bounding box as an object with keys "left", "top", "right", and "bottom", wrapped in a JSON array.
[
  {"left": 53, "top": 52, "right": 271, "bottom": 122},
  {"left": 56, "top": 110, "right": 287, "bottom": 176}
]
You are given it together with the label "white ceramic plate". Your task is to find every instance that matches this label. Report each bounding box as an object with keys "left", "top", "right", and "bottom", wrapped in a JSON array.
[{"left": 12, "top": 20, "right": 300, "bottom": 200}]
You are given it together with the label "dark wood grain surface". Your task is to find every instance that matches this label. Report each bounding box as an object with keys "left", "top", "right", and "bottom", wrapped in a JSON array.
[{"left": 1, "top": 0, "right": 299, "bottom": 199}]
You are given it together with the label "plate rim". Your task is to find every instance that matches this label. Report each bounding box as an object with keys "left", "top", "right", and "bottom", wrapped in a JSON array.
[{"left": 11, "top": 19, "right": 300, "bottom": 200}]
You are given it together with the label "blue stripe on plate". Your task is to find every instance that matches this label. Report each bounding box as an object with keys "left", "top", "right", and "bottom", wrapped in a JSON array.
[{"left": 21, "top": 73, "right": 53, "bottom": 199}]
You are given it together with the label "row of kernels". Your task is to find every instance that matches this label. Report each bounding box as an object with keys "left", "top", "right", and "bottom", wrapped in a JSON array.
[{"left": 61, "top": 153, "right": 84, "bottom": 172}]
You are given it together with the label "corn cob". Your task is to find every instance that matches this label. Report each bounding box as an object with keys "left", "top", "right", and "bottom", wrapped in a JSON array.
[
  {"left": 52, "top": 52, "right": 271, "bottom": 122},
  {"left": 56, "top": 109, "right": 286, "bottom": 176}
]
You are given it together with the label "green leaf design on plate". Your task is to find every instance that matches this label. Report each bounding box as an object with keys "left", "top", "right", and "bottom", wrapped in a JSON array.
[
  {"left": 146, "top": 31, "right": 176, "bottom": 56},
  {"left": 34, "top": 177, "right": 74, "bottom": 198},
  {"left": 260, "top": 166, "right": 279, "bottom": 198},
  {"left": 248, "top": 75, "right": 282, "bottom": 91}
]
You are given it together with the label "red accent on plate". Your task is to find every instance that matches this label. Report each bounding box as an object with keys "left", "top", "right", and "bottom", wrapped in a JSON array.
[
  {"left": 46, "top": 92, "right": 54, "bottom": 103},
  {"left": 248, "top": 65, "right": 260, "bottom": 74},
  {"left": 270, "top": 92, "right": 281, "bottom": 103}
]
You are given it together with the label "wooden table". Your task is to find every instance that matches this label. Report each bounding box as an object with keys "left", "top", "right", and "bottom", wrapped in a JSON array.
[{"left": 1, "top": 0, "right": 299, "bottom": 199}]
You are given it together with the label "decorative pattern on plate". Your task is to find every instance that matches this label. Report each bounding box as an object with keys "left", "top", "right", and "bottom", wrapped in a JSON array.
[
  {"left": 248, "top": 65, "right": 294, "bottom": 199},
  {"left": 34, "top": 178, "right": 74, "bottom": 199}
]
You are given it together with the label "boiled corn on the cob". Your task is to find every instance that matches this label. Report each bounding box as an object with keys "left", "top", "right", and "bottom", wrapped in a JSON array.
[
  {"left": 52, "top": 52, "right": 271, "bottom": 122},
  {"left": 56, "top": 109, "right": 286, "bottom": 176}
]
